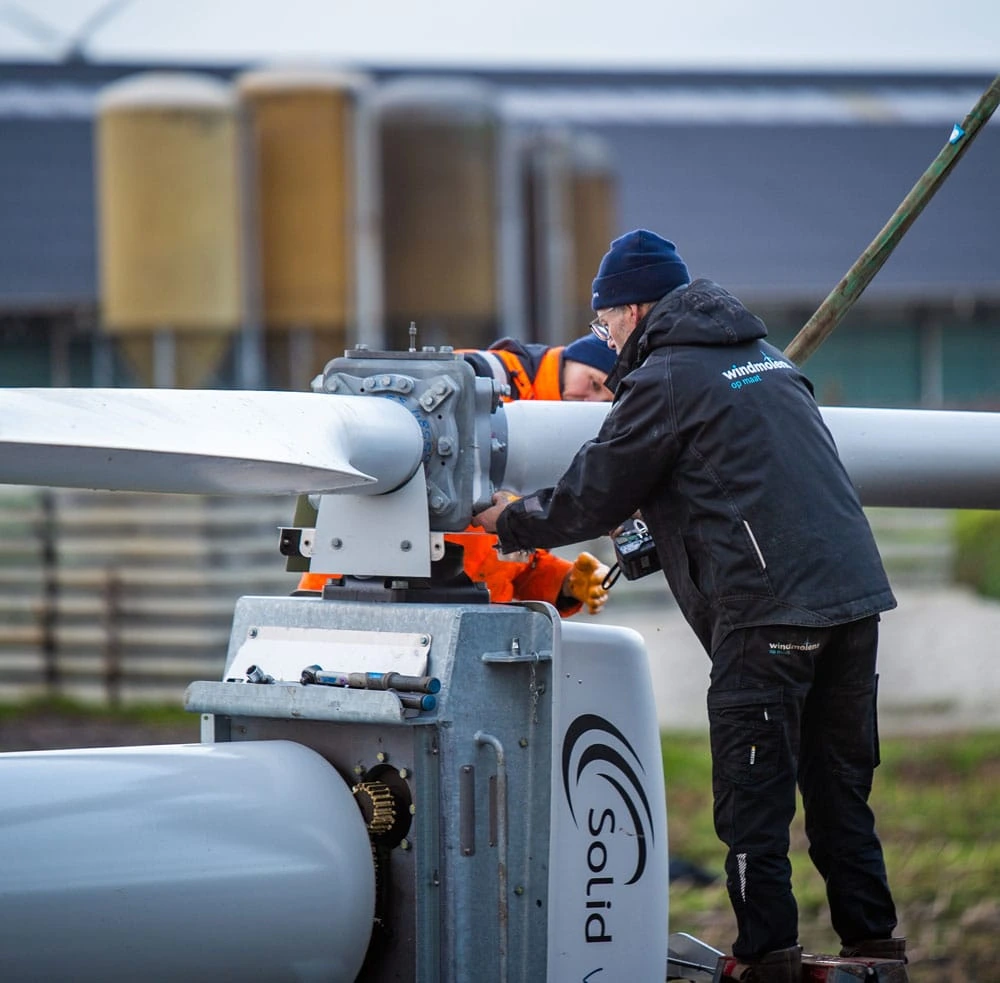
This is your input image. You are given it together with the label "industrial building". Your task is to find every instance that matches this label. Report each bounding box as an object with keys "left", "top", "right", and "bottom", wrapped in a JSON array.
[{"left": 1, "top": 60, "right": 998, "bottom": 406}]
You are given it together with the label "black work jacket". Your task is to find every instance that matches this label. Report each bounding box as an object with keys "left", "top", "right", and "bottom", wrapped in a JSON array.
[{"left": 496, "top": 279, "right": 896, "bottom": 653}]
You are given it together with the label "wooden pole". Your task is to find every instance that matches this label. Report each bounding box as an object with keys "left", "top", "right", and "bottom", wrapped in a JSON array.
[{"left": 784, "top": 73, "right": 1000, "bottom": 366}]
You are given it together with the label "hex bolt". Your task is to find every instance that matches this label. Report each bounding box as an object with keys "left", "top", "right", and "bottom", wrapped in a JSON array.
[
  {"left": 331, "top": 538, "right": 343, "bottom": 549},
  {"left": 399, "top": 838, "right": 411, "bottom": 851},
  {"left": 398, "top": 767, "right": 410, "bottom": 779},
  {"left": 514, "top": 886, "right": 524, "bottom": 896},
  {"left": 419, "top": 635, "right": 430, "bottom": 646},
  {"left": 248, "top": 627, "right": 258, "bottom": 638},
  {"left": 519, "top": 738, "right": 529, "bottom": 748},
  {"left": 376, "top": 751, "right": 388, "bottom": 763},
  {"left": 353, "top": 764, "right": 364, "bottom": 776},
  {"left": 400, "top": 540, "right": 412, "bottom": 552}
]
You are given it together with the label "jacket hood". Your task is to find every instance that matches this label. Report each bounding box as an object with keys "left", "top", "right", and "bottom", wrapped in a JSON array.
[
  {"left": 645, "top": 277, "right": 769, "bottom": 347},
  {"left": 608, "top": 279, "right": 769, "bottom": 389}
]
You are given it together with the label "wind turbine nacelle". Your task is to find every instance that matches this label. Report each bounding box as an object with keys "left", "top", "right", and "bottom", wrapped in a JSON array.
[{"left": 0, "top": 597, "right": 673, "bottom": 982}]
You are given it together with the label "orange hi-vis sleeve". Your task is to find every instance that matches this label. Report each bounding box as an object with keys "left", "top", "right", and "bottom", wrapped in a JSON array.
[{"left": 530, "top": 346, "right": 564, "bottom": 401}]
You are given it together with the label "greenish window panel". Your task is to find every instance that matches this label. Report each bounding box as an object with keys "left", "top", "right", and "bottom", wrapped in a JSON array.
[
  {"left": 0, "top": 339, "right": 51, "bottom": 386},
  {"left": 941, "top": 322, "right": 1000, "bottom": 408},
  {"left": 767, "top": 321, "right": 920, "bottom": 407}
]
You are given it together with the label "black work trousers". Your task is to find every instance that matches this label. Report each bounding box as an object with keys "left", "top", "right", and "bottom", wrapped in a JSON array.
[{"left": 707, "top": 616, "right": 898, "bottom": 959}]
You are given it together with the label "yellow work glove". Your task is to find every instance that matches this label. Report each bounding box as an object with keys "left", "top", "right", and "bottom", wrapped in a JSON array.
[{"left": 563, "top": 551, "right": 610, "bottom": 615}]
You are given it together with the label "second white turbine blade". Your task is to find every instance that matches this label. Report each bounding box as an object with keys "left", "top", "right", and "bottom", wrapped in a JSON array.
[{"left": 501, "top": 401, "right": 1000, "bottom": 510}]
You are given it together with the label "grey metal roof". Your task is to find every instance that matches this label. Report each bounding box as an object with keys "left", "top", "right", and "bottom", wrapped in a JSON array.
[{"left": 605, "top": 121, "right": 1000, "bottom": 303}]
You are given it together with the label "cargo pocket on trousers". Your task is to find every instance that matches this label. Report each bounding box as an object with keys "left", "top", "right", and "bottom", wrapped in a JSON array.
[
  {"left": 708, "top": 687, "right": 786, "bottom": 786},
  {"left": 824, "top": 676, "right": 879, "bottom": 783}
]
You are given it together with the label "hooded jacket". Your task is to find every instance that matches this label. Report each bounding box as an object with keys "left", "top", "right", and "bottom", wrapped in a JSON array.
[{"left": 496, "top": 279, "right": 896, "bottom": 653}]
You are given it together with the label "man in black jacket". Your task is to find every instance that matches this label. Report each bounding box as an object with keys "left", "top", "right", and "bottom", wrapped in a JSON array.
[{"left": 475, "top": 230, "right": 906, "bottom": 982}]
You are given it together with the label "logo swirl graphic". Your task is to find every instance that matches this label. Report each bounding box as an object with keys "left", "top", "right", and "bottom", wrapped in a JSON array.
[{"left": 561, "top": 713, "right": 655, "bottom": 884}]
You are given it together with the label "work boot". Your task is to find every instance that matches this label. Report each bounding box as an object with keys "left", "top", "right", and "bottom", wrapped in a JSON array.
[
  {"left": 716, "top": 944, "right": 802, "bottom": 983},
  {"left": 839, "top": 938, "right": 909, "bottom": 983},
  {"left": 840, "top": 937, "right": 907, "bottom": 962}
]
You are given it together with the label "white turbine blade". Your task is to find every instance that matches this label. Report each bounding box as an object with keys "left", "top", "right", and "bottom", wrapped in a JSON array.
[
  {"left": 0, "top": 389, "right": 424, "bottom": 496},
  {"left": 502, "top": 402, "right": 1000, "bottom": 510},
  {"left": 822, "top": 406, "right": 1000, "bottom": 509}
]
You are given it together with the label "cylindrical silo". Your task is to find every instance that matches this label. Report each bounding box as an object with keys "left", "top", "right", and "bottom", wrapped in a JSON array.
[
  {"left": 569, "top": 132, "right": 618, "bottom": 334},
  {"left": 521, "top": 128, "right": 575, "bottom": 346},
  {"left": 375, "top": 79, "right": 501, "bottom": 351},
  {"left": 521, "top": 128, "right": 618, "bottom": 346},
  {"left": 237, "top": 67, "right": 368, "bottom": 390},
  {"left": 96, "top": 72, "right": 242, "bottom": 388}
]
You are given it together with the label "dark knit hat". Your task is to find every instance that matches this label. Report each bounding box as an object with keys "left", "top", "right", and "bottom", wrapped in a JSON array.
[
  {"left": 591, "top": 229, "right": 690, "bottom": 311},
  {"left": 562, "top": 334, "right": 617, "bottom": 375}
]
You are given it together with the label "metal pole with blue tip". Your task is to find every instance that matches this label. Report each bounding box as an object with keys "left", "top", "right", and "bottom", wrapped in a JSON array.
[{"left": 785, "top": 72, "right": 1000, "bottom": 367}]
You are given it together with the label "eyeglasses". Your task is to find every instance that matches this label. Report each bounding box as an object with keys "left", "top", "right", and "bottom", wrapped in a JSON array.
[{"left": 589, "top": 307, "right": 619, "bottom": 342}]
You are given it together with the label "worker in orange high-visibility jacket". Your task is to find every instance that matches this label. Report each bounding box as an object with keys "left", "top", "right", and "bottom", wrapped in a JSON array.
[
  {"left": 298, "top": 335, "right": 617, "bottom": 615},
  {"left": 462, "top": 333, "right": 616, "bottom": 403}
]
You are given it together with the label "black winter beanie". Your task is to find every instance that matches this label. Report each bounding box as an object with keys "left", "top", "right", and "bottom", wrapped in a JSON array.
[{"left": 591, "top": 229, "right": 690, "bottom": 311}]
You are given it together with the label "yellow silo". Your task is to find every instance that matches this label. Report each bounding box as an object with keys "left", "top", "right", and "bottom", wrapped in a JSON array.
[
  {"left": 376, "top": 79, "right": 500, "bottom": 351},
  {"left": 237, "top": 67, "right": 368, "bottom": 389},
  {"left": 96, "top": 72, "right": 242, "bottom": 388}
]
